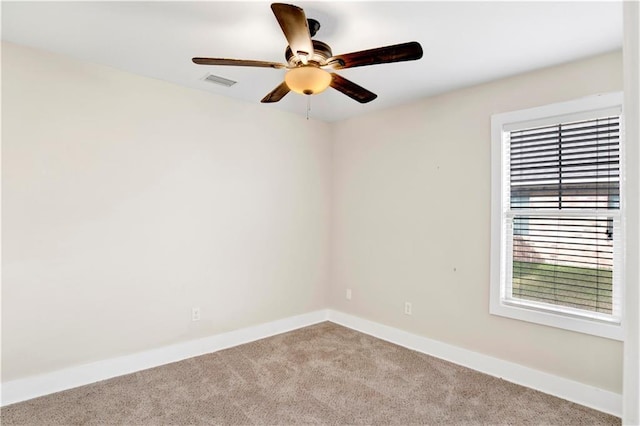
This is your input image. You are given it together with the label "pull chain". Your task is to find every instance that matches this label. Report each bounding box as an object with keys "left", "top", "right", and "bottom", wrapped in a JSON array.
[{"left": 306, "top": 95, "right": 311, "bottom": 120}]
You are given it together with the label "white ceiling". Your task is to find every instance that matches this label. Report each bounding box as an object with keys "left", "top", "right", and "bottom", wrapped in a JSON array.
[{"left": 1, "top": 1, "right": 623, "bottom": 122}]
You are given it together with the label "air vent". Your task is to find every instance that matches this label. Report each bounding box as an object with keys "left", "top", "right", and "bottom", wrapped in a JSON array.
[{"left": 202, "top": 73, "right": 237, "bottom": 87}]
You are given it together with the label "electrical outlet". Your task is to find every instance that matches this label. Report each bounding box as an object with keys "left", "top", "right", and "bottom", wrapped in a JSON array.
[
  {"left": 192, "top": 307, "right": 201, "bottom": 321},
  {"left": 346, "top": 289, "right": 352, "bottom": 300},
  {"left": 404, "top": 302, "right": 412, "bottom": 315}
]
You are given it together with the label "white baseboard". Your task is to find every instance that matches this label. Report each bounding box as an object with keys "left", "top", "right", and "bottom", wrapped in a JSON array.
[
  {"left": 2, "top": 308, "right": 622, "bottom": 418},
  {"left": 1, "top": 310, "right": 329, "bottom": 407},
  {"left": 326, "top": 309, "right": 622, "bottom": 417}
]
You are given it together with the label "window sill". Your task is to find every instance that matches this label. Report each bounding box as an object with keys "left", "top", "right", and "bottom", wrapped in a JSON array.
[{"left": 489, "top": 297, "right": 624, "bottom": 341}]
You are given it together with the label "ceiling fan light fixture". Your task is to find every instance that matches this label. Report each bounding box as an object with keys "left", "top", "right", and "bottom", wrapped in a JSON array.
[
  {"left": 193, "top": 3, "right": 423, "bottom": 105},
  {"left": 284, "top": 66, "right": 332, "bottom": 95}
]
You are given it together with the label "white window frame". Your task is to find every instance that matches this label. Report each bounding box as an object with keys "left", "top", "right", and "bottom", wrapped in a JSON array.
[{"left": 490, "top": 92, "right": 625, "bottom": 341}]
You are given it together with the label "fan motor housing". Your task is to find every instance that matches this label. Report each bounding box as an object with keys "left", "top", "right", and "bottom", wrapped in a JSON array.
[{"left": 285, "top": 40, "right": 333, "bottom": 67}]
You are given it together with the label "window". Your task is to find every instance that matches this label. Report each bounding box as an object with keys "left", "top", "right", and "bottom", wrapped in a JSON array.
[
  {"left": 490, "top": 93, "right": 624, "bottom": 340},
  {"left": 511, "top": 197, "right": 529, "bottom": 236}
]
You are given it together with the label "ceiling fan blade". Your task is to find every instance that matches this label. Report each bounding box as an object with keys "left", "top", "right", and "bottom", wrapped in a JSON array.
[
  {"left": 192, "top": 58, "right": 287, "bottom": 69},
  {"left": 330, "top": 73, "right": 377, "bottom": 104},
  {"left": 327, "top": 41, "right": 423, "bottom": 70},
  {"left": 271, "top": 3, "right": 314, "bottom": 60},
  {"left": 261, "top": 81, "right": 291, "bottom": 103}
]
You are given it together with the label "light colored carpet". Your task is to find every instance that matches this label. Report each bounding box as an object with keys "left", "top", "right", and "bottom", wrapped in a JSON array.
[{"left": 1, "top": 322, "right": 619, "bottom": 425}]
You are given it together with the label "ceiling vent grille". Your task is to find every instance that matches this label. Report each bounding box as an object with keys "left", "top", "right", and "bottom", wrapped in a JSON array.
[{"left": 203, "top": 73, "right": 237, "bottom": 87}]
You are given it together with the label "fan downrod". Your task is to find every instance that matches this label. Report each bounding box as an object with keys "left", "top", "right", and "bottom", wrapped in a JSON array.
[{"left": 307, "top": 18, "right": 320, "bottom": 37}]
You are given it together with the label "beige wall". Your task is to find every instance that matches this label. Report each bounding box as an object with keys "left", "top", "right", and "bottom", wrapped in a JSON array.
[
  {"left": 2, "top": 41, "right": 624, "bottom": 394},
  {"left": 329, "top": 51, "right": 624, "bottom": 393},
  {"left": 1, "top": 42, "right": 331, "bottom": 381}
]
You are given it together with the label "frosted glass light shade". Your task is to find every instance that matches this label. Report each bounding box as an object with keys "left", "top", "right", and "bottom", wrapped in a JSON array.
[{"left": 284, "top": 66, "right": 332, "bottom": 95}]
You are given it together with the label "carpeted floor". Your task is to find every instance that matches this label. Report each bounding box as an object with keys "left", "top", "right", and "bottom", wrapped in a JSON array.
[{"left": 1, "top": 321, "right": 620, "bottom": 425}]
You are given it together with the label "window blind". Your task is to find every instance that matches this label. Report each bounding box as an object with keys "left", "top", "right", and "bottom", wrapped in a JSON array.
[{"left": 507, "top": 116, "right": 620, "bottom": 317}]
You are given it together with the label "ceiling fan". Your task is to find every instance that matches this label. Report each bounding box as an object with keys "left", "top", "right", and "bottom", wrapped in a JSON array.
[{"left": 192, "top": 3, "right": 423, "bottom": 104}]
